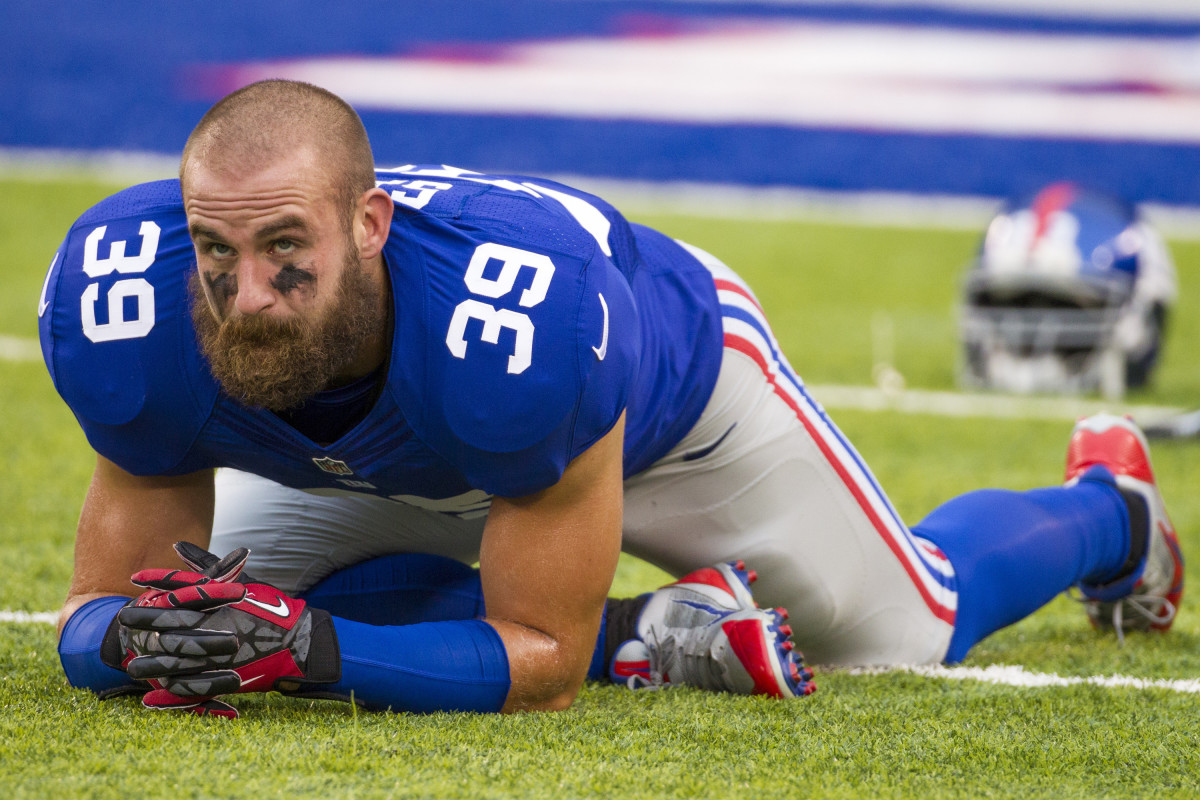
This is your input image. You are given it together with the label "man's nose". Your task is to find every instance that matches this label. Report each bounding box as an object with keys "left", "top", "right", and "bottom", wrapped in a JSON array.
[{"left": 233, "top": 256, "right": 278, "bottom": 316}]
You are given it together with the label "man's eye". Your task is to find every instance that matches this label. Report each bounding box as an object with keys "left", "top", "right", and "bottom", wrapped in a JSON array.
[
  {"left": 208, "top": 243, "right": 233, "bottom": 257},
  {"left": 273, "top": 240, "right": 296, "bottom": 254}
]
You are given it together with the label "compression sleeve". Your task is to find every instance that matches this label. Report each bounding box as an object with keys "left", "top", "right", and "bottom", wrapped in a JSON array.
[
  {"left": 57, "top": 595, "right": 139, "bottom": 695},
  {"left": 325, "top": 617, "right": 511, "bottom": 713}
]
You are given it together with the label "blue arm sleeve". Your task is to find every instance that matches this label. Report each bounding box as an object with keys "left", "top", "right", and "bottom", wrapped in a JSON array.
[
  {"left": 57, "top": 595, "right": 138, "bottom": 695},
  {"left": 326, "top": 617, "right": 512, "bottom": 713}
]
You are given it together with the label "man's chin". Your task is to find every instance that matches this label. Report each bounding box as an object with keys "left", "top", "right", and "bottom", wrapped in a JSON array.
[{"left": 216, "top": 373, "right": 322, "bottom": 411}]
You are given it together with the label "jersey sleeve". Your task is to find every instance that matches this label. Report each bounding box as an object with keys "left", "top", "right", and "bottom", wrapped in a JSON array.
[
  {"left": 386, "top": 202, "right": 640, "bottom": 498},
  {"left": 38, "top": 180, "right": 219, "bottom": 475}
]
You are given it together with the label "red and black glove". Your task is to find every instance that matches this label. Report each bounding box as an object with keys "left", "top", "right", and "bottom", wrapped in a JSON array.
[{"left": 101, "top": 543, "right": 340, "bottom": 719}]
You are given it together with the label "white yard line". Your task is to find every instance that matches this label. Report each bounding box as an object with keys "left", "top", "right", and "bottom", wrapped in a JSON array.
[
  {"left": 0, "top": 610, "right": 58, "bottom": 624},
  {"left": 805, "top": 383, "right": 1186, "bottom": 423},
  {"left": 0, "top": 334, "right": 41, "bottom": 363},
  {"left": 2, "top": 332, "right": 1183, "bottom": 422},
  {"left": 4, "top": 607, "right": 1195, "bottom": 695},
  {"left": 848, "top": 663, "right": 1200, "bottom": 695}
]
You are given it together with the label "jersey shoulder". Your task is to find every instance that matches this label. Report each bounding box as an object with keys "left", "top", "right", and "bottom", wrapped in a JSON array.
[
  {"left": 39, "top": 180, "right": 217, "bottom": 474},
  {"left": 378, "top": 168, "right": 642, "bottom": 495},
  {"left": 376, "top": 164, "right": 640, "bottom": 277}
]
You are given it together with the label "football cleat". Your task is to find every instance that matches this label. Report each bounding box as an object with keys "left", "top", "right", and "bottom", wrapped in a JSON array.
[
  {"left": 609, "top": 562, "right": 815, "bottom": 698},
  {"left": 1066, "top": 414, "right": 1184, "bottom": 639}
]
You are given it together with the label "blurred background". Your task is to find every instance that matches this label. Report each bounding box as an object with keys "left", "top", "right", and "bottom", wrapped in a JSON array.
[
  {"left": 3, "top": 0, "right": 1198, "bottom": 418},
  {"left": 4, "top": 0, "right": 1200, "bottom": 211}
]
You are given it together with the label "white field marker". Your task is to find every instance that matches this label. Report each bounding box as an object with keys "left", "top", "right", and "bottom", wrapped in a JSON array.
[
  {"left": 847, "top": 663, "right": 1200, "bottom": 695},
  {"left": 3, "top": 607, "right": 1196, "bottom": 695},
  {"left": 0, "top": 335, "right": 41, "bottom": 363},
  {"left": 0, "top": 610, "right": 58, "bottom": 624},
  {"left": 2, "top": 333, "right": 1183, "bottom": 424}
]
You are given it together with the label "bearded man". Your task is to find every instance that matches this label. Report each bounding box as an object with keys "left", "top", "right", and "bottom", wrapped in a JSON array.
[{"left": 43, "top": 80, "right": 1181, "bottom": 717}]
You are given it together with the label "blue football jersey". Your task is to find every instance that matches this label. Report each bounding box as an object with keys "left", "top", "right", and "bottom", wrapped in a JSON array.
[{"left": 39, "top": 167, "right": 723, "bottom": 505}]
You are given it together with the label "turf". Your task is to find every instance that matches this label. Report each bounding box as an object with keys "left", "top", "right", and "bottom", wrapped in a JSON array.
[{"left": 2, "top": 175, "right": 1198, "bottom": 799}]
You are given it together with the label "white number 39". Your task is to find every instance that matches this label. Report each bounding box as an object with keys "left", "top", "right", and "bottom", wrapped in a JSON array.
[
  {"left": 80, "top": 222, "right": 160, "bottom": 343},
  {"left": 445, "top": 243, "right": 555, "bottom": 374}
]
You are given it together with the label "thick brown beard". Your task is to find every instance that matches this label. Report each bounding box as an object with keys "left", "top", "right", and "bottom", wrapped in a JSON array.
[{"left": 190, "top": 254, "right": 388, "bottom": 411}]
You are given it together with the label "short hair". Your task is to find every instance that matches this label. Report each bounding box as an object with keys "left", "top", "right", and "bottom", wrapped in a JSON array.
[{"left": 181, "top": 80, "right": 376, "bottom": 226}]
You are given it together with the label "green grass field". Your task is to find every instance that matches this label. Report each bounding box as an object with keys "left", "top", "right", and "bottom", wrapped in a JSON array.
[{"left": 2, "top": 174, "right": 1198, "bottom": 799}]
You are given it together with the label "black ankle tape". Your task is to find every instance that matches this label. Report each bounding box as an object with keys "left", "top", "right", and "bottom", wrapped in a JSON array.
[
  {"left": 603, "top": 594, "right": 650, "bottom": 669},
  {"left": 1114, "top": 488, "right": 1150, "bottom": 581}
]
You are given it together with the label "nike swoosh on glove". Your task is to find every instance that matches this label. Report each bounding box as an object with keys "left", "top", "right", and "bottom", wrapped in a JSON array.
[{"left": 107, "top": 543, "right": 340, "bottom": 719}]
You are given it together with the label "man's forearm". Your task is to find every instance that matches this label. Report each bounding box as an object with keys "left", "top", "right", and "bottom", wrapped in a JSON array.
[
  {"left": 58, "top": 595, "right": 140, "bottom": 695},
  {"left": 323, "top": 617, "right": 512, "bottom": 713}
]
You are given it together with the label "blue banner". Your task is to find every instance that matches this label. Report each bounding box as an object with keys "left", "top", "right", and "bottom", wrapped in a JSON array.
[{"left": 4, "top": 1, "right": 1199, "bottom": 204}]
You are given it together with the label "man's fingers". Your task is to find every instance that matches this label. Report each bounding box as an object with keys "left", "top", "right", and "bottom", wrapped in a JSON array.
[
  {"left": 131, "top": 570, "right": 247, "bottom": 608},
  {"left": 126, "top": 654, "right": 231, "bottom": 680},
  {"left": 142, "top": 689, "right": 240, "bottom": 719},
  {"left": 126, "top": 628, "right": 239, "bottom": 658},
  {"left": 165, "top": 582, "right": 246, "bottom": 609},
  {"left": 119, "top": 606, "right": 208, "bottom": 630},
  {"left": 158, "top": 670, "right": 244, "bottom": 698},
  {"left": 173, "top": 541, "right": 223, "bottom": 573},
  {"left": 203, "top": 547, "right": 251, "bottom": 582},
  {"left": 122, "top": 583, "right": 245, "bottom": 619},
  {"left": 131, "top": 568, "right": 213, "bottom": 590}
]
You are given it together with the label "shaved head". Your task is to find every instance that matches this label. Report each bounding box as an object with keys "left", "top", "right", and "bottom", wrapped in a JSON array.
[{"left": 181, "top": 80, "right": 376, "bottom": 226}]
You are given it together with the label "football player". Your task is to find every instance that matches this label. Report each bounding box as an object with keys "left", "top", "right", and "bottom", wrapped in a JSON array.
[{"left": 44, "top": 81, "right": 1182, "bottom": 717}]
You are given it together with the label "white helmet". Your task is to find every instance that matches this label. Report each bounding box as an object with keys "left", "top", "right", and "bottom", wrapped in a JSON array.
[{"left": 960, "top": 182, "right": 1176, "bottom": 399}]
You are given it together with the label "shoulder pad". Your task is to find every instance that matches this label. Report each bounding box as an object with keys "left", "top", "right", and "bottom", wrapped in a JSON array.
[
  {"left": 384, "top": 212, "right": 639, "bottom": 496},
  {"left": 39, "top": 180, "right": 217, "bottom": 474}
]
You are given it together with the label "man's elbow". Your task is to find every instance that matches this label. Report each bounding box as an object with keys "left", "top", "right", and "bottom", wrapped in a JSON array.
[
  {"left": 502, "top": 677, "right": 583, "bottom": 713},
  {"left": 495, "top": 632, "right": 591, "bottom": 713}
]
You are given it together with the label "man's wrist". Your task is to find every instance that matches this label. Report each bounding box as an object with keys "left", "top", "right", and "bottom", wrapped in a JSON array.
[{"left": 58, "top": 595, "right": 141, "bottom": 695}]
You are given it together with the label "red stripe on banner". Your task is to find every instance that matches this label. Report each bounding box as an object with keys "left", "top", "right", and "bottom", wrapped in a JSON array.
[{"left": 723, "top": 332, "right": 956, "bottom": 625}]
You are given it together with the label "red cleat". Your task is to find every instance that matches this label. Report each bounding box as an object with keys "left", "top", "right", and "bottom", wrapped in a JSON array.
[{"left": 1066, "top": 414, "right": 1184, "bottom": 636}]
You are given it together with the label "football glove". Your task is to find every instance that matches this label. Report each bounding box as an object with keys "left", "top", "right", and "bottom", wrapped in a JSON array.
[{"left": 103, "top": 543, "right": 340, "bottom": 718}]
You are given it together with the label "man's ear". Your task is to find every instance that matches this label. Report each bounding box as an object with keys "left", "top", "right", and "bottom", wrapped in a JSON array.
[{"left": 355, "top": 188, "right": 394, "bottom": 259}]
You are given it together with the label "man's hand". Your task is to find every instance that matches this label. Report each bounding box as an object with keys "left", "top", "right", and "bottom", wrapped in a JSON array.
[{"left": 107, "top": 543, "right": 341, "bottom": 718}]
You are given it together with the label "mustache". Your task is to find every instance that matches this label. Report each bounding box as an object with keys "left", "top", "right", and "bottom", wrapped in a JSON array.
[{"left": 217, "top": 311, "right": 308, "bottom": 343}]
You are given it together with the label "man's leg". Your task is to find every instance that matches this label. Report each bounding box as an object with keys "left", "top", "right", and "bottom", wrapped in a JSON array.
[
  {"left": 925, "top": 413, "right": 1183, "bottom": 661},
  {"left": 210, "top": 479, "right": 807, "bottom": 697},
  {"left": 622, "top": 245, "right": 1148, "bottom": 666},
  {"left": 913, "top": 474, "right": 1129, "bottom": 662}
]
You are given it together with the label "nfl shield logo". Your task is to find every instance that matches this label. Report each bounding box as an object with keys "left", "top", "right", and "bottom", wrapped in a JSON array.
[{"left": 312, "top": 457, "right": 354, "bottom": 476}]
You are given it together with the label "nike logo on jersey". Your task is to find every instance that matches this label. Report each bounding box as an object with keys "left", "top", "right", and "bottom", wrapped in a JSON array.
[
  {"left": 592, "top": 292, "right": 609, "bottom": 361},
  {"left": 38, "top": 252, "right": 60, "bottom": 318},
  {"left": 243, "top": 596, "right": 291, "bottom": 618}
]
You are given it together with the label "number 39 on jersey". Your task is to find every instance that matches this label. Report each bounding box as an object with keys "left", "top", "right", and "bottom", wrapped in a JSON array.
[
  {"left": 75, "top": 221, "right": 162, "bottom": 343},
  {"left": 445, "top": 242, "right": 556, "bottom": 375}
]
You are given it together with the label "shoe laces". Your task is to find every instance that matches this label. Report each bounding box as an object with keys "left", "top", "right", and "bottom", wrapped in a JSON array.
[
  {"left": 638, "top": 622, "right": 729, "bottom": 692},
  {"left": 1068, "top": 587, "right": 1177, "bottom": 647},
  {"left": 1110, "top": 594, "right": 1177, "bottom": 646},
  {"left": 623, "top": 627, "right": 670, "bottom": 690}
]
